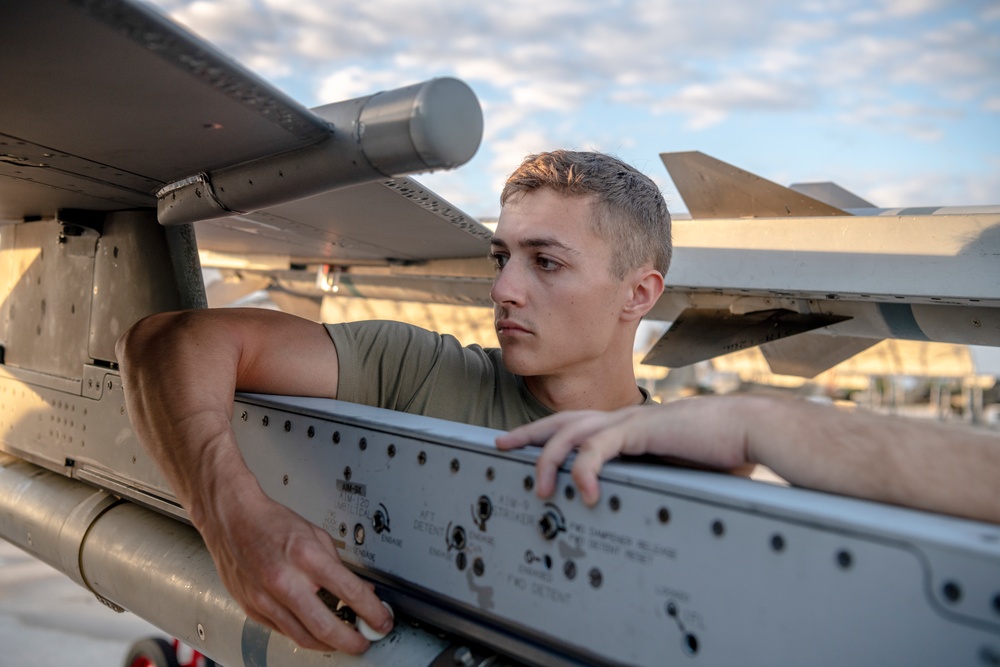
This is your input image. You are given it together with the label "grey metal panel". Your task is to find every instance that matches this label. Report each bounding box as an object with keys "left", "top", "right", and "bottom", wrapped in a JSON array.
[
  {"left": 0, "top": 213, "right": 205, "bottom": 375},
  {"left": 0, "top": 366, "right": 165, "bottom": 499},
  {"left": 1, "top": 221, "right": 96, "bottom": 379},
  {"left": 228, "top": 395, "right": 1000, "bottom": 666},
  {"left": 1, "top": 372, "right": 998, "bottom": 665},
  {"left": 88, "top": 211, "right": 206, "bottom": 364},
  {"left": 0, "top": 225, "right": 15, "bottom": 346}
]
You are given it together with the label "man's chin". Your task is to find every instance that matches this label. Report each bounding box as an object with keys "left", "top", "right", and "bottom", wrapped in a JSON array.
[{"left": 498, "top": 349, "right": 541, "bottom": 377}]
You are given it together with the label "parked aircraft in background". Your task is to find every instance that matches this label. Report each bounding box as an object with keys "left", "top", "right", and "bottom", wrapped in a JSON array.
[
  {"left": 1, "top": 2, "right": 998, "bottom": 666},
  {"left": 201, "top": 150, "right": 999, "bottom": 420},
  {"left": 190, "top": 147, "right": 1000, "bottom": 380}
]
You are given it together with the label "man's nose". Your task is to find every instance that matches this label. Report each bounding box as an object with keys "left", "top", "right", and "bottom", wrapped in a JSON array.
[{"left": 490, "top": 262, "right": 525, "bottom": 306}]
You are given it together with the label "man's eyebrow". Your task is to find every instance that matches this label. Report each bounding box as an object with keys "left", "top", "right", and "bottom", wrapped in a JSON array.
[{"left": 490, "top": 235, "right": 580, "bottom": 255}]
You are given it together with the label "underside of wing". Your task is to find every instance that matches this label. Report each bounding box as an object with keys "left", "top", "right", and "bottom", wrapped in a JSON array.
[
  {"left": 194, "top": 177, "right": 492, "bottom": 264},
  {"left": 642, "top": 308, "right": 851, "bottom": 369},
  {"left": 1, "top": 0, "right": 490, "bottom": 263},
  {"left": 0, "top": 0, "right": 328, "bottom": 221},
  {"left": 758, "top": 333, "right": 881, "bottom": 379}
]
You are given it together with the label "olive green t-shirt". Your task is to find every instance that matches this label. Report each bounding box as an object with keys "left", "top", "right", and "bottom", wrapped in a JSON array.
[{"left": 325, "top": 320, "right": 652, "bottom": 430}]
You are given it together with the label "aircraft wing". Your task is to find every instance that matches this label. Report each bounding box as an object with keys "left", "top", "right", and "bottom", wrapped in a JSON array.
[
  {"left": 659, "top": 151, "right": 850, "bottom": 218},
  {"left": 644, "top": 151, "right": 1000, "bottom": 377},
  {"left": 1, "top": 0, "right": 491, "bottom": 263},
  {"left": 198, "top": 150, "right": 1000, "bottom": 380},
  {"left": 2, "top": 3, "right": 1000, "bottom": 666}
]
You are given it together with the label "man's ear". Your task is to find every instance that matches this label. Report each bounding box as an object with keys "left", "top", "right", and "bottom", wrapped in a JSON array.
[{"left": 622, "top": 268, "right": 664, "bottom": 322}]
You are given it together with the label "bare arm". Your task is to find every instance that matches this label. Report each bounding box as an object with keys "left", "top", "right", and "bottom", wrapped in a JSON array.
[
  {"left": 496, "top": 396, "right": 1000, "bottom": 524},
  {"left": 117, "top": 308, "right": 392, "bottom": 653}
]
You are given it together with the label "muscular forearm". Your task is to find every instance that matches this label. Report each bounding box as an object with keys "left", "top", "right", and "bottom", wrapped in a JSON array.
[
  {"left": 118, "top": 309, "right": 391, "bottom": 652},
  {"left": 117, "top": 310, "right": 259, "bottom": 526},
  {"left": 502, "top": 396, "right": 1000, "bottom": 525},
  {"left": 118, "top": 308, "right": 341, "bottom": 521},
  {"left": 741, "top": 397, "right": 1000, "bottom": 523}
]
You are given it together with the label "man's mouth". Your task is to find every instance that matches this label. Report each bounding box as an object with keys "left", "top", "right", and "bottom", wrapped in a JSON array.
[{"left": 496, "top": 319, "right": 530, "bottom": 335}]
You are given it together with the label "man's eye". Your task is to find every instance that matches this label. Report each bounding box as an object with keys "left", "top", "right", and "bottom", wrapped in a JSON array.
[
  {"left": 537, "top": 257, "right": 560, "bottom": 271},
  {"left": 490, "top": 252, "right": 508, "bottom": 269}
]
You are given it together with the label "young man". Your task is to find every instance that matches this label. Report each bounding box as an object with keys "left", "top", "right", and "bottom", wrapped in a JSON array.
[
  {"left": 497, "top": 396, "right": 1000, "bottom": 525},
  {"left": 117, "top": 150, "right": 671, "bottom": 655}
]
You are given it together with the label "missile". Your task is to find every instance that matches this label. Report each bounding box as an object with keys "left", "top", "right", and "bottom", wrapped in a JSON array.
[
  {"left": 157, "top": 77, "right": 484, "bottom": 226},
  {"left": 0, "top": 453, "right": 471, "bottom": 667}
]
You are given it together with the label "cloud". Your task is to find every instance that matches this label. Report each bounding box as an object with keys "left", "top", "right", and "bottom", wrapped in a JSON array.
[
  {"left": 861, "top": 167, "right": 1000, "bottom": 208},
  {"left": 144, "top": 0, "right": 1000, "bottom": 213},
  {"left": 656, "top": 77, "right": 815, "bottom": 129},
  {"left": 151, "top": 0, "right": 998, "bottom": 107},
  {"left": 314, "top": 66, "right": 415, "bottom": 103},
  {"left": 836, "top": 99, "right": 962, "bottom": 141},
  {"left": 880, "top": 0, "right": 948, "bottom": 17},
  {"left": 487, "top": 127, "right": 555, "bottom": 192}
]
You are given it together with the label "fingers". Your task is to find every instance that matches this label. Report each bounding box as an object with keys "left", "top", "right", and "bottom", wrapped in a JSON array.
[
  {"left": 210, "top": 501, "right": 390, "bottom": 655},
  {"left": 230, "top": 550, "right": 372, "bottom": 654},
  {"left": 309, "top": 530, "right": 393, "bottom": 644},
  {"left": 571, "top": 411, "right": 642, "bottom": 506},
  {"left": 495, "top": 411, "right": 582, "bottom": 450},
  {"left": 499, "top": 410, "right": 636, "bottom": 503},
  {"left": 532, "top": 416, "right": 603, "bottom": 498},
  {"left": 252, "top": 589, "right": 358, "bottom": 653},
  {"left": 282, "top": 529, "right": 390, "bottom": 654},
  {"left": 568, "top": 424, "right": 640, "bottom": 506}
]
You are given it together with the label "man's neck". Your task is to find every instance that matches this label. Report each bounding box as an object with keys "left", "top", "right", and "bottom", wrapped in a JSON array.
[{"left": 524, "top": 367, "right": 645, "bottom": 412}]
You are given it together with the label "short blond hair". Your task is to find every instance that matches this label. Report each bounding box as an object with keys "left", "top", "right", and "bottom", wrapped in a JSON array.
[{"left": 501, "top": 150, "right": 671, "bottom": 278}]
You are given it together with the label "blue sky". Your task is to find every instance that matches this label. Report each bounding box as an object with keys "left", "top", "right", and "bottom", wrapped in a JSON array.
[{"left": 147, "top": 0, "right": 999, "bottom": 219}]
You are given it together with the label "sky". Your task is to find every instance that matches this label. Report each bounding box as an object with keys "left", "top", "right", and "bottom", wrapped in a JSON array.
[{"left": 145, "top": 0, "right": 1000, "bottom": 220}]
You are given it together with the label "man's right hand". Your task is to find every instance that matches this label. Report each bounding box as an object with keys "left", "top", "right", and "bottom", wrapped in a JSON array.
[
  {"left": 200, "top": 477, "right": 392, "bottom": 653},
  {"left": 117, "top": 308, "right": 391, "bottom": 652}
]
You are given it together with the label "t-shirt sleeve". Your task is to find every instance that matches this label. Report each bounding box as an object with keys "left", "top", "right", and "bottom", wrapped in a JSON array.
[
  {"left": 324, "top": 320, "right": 552, "bottom": 428},
  {"left": 325, "top": 320, "right": 483, "bottom": 408}
]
